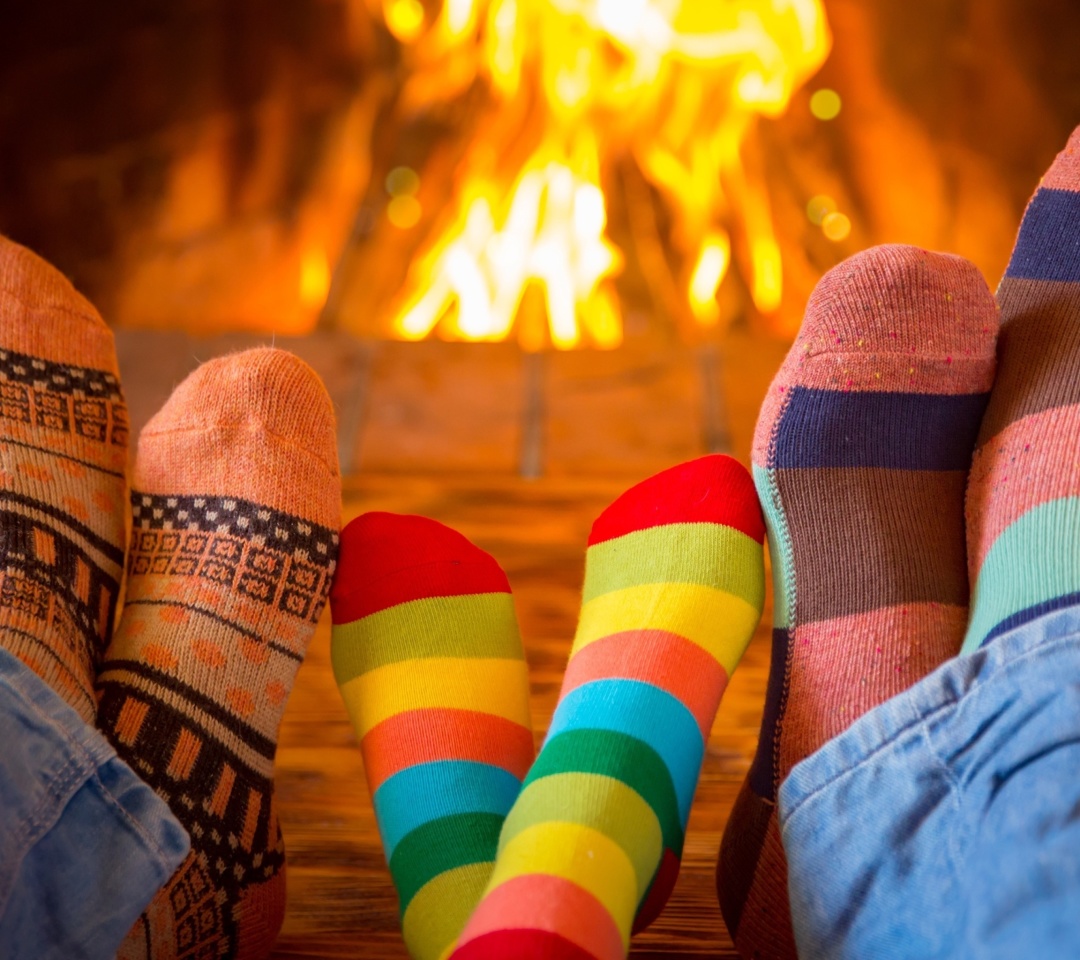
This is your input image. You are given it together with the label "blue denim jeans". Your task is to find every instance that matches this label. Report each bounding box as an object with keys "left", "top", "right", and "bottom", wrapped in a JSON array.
[
  {"left": 0, "top": 646, "right": 189, "bottom": 960},
  {"left": 780, "top": 604, "right": 1080, "bottom": 959}
]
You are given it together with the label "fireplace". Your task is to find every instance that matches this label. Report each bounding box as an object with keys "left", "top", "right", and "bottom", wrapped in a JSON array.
[{"left": 4, "top": 0, "right": 1079, "bottom": 349}]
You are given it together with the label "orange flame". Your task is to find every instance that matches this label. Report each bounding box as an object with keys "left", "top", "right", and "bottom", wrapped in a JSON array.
[{"left": 379, "top": 0, "right": 830, "bottom": 347}]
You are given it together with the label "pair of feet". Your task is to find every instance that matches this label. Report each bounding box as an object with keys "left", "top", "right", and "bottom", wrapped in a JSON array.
[
  {"left": 724, "top": 128, "right": 1080, "bottom": 958},
  {"left": 0, "top": 236, "right": 341, "bottom": 958},
  {"left": 328, "top": 126, "right": 1080, "bottom": 960}
]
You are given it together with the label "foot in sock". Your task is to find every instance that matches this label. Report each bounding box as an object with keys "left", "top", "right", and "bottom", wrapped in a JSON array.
[
  {"left": 95, "top": 348, "right": 341, "bottom": 959},
  {"left": 964, "top": 127, "right": 1080, "bottom": 651},
  {"left": 451, "top": 454, "right": 765, "bottom": 960},
  {"left": 718, "top": 245, "right": 999, "bottom": 959},
  {"left": 330, "top": 513, "right": 535, "bottom": 960},
  {"left": 0, "top": 236, "right": 128, "bottom": 722}
]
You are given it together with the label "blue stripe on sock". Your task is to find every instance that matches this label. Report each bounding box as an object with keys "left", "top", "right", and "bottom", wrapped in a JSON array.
[
  {"left": 543, "top": 679, "right": 704, "bottom": 823},
  {"left": 373, "top": 761, "right": 522, "bottom": 857},
  {"left": 981, "top": 591, "right": 1080, "bottom": 649},
  {"left": 1005, "top": 188, "right": 1080, "bottom": 282},
  {"left": 771, "top": 388, "right": 988, "bottom": 470}
]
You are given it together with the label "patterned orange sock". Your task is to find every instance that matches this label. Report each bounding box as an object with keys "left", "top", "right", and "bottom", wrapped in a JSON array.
[
  {"left": 95, "top": 348, "right": 341, "bottom": 960},
  {"left": 0, "top": 236, "right": 128, "bottom": 723}
]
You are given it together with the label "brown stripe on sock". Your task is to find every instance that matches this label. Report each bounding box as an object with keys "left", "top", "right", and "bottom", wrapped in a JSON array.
[
  {"left": 977, "top": 279, "right": 1080, "bottom": 443},
  {"left": 777, "top": 468, "right": 969, "bottom": 622},
  {"left": 717, "top": 779, "right": 775, "bottom": 939}
]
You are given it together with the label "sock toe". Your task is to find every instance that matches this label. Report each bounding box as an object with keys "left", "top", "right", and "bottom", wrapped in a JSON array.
[
  {"left": 133, "top": 347, "right": 340, "bottom": 528},
  {"left": 0, "top": 236, "right": 118, "bottom": 372},
  {"left": 331, "top": 512, "right": 512, "bottom": 623},
  {"left": 589, "top": 454, "right": 765, "bottom": 546}
]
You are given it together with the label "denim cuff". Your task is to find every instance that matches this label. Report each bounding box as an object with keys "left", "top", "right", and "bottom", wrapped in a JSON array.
[{"left": 0, "top": 646, "right": 190, "bottom": 960}]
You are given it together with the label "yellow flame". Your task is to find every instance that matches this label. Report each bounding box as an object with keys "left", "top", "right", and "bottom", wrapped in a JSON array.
[
  {"left": 384, "top": 0, "right": 425, "bottom": 41},
  {"left": 300, "top": 248, "right": 331, "bottom": 309},
  {"left": 689, "top": 231, "right": 731, "bottom": 326},
  {"left": 382, "top": 0, "right": 830, "bottom": 346}
]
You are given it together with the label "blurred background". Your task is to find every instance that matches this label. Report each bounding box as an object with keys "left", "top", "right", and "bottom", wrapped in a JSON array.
[
  {"left": 3, "top": 0, "right": 1079, "bottom": 476},
  {"left": 3, "top": 3, "right": 1079, "bottom": 956}
]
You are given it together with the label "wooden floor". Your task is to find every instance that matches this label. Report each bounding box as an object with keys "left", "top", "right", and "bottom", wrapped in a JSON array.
[{"left": 114, "top": 327, "right": 790, "bottom": 960}]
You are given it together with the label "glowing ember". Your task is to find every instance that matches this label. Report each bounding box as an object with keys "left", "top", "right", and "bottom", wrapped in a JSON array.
[{"left": 379, "top": 0, "right": 831, "bottom": 347}]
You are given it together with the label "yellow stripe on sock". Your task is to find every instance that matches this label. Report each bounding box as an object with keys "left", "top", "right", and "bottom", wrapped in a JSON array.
[
  {"left": 573, "top": 582, "right": 760, "bottom": 676},
  {"left": 498, "top": 773, "right": 662, "bottom": 902},
  {"left": 339, "top": 657, "right": 532, "bottom": 737},
  {"left": 402, "top": 861, "right": 493, "bottom": 960},
  {"left": 331, "top": 593, "right": 524, "bottom": 683},
  {"left": 484, "top": 821, "right": 637, "bottom": 948}
]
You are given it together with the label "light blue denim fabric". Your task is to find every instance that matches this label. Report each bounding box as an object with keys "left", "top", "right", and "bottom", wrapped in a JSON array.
[
  {"left": 0, "top": 646, "right": 189, "bottom": 960},
  {"left": 779, "top": 604, "right": 1080, "bottom": 959}
]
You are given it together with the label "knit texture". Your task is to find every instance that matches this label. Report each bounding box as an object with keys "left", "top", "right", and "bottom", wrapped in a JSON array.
[
  {"left": 964, "top": 126, "right": 1080, "bottom": 651},
  {"left": 452, "top": 455, "right": 765, "bottom": 960},
  {"left": 96, "top": 348, "right": 341, "bottom": 960},
  {"left": 718, "top": 245, "right": 999, "bottom": 959},
  {"left": 330, "top": 513, "right": 534, "bottom": 960},
  {"left": 0, "top": 236, "right": 128, "bottom": 724}
]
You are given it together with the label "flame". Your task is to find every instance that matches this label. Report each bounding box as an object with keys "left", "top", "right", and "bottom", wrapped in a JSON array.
[
  {"left": 379, "top": 0, "right": 830, "bottom": 347},
  {"left": 300, "top": 248, "right": 331, "bottom": 310}
]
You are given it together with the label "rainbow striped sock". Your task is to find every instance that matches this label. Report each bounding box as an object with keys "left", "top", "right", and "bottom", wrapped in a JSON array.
[
  {"left": 449, "top": 455, "right": 765, "bottom": 960},
  {"left": 964, "top": 126, "right": 1080, "bottom": 651},
  {"left": 330, "top": 513, "right": 535, "bottom": 960},
  {"left": 717, "top": 245, "right": 999, "bottom": 960}
]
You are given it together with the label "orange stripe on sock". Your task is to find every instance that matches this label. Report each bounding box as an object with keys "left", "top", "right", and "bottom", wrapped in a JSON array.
[
  {"left": 33, "top": 527, "right": 56, "bottom": 565},
  {"left": 241, "top": 788, "right": 262, "bottom": 852},
  {"left": 361, "top": 709, "right": 534, "bottom": 793},
  {"left": 560, "top": 630, "right": 728, "bottom": 738},
  {"left": 114, "top": 696, "right": 150, "bottom": 746},
  {"left": 166, "top": 728, "right": 203, "bottom": 781},
  {"left": 75, "top": 557, "right": 91, "bottom": 604},
  {"left": 458, "top": 874, "right": 624, "bottom": 960},
  {"left": 206, "top": 764, "right": 237, "bottom": 818}
]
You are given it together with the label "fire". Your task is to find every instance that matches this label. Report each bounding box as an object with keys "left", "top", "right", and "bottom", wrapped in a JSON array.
[{"left": 379, "top": 0, "right": 830, "bottom": 348}]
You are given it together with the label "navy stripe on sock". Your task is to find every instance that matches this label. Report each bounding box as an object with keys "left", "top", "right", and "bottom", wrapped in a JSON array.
[
  {"left": 1005, "top": 188, "right": 1080, "bottom": 283},
  {"left": 981, "top": 591, "right": 1080, "bottom": 648},
  {"left": 771, "top": 388, "right": 989, "bottom": 470},
  {"left": 747, "top": 627, "right": 788, "bottom": 800}
]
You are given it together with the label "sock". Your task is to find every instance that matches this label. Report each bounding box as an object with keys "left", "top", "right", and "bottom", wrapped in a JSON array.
[
  {"left": 718, "top": 245, "right": 999, "bottom": 959},
  {"left": 0, "top": 236, "right": 128, "bottom": 723},
  {"left": 330, "top": 512, "right": 535, "bottom": 960},
  {"left": 451, "top": 454, "right": 765, "bottom": 960},
  {"left": 964, "top": 126, "right": 1080, "bottom": 651},
  {"left": 95, "top": 348, "right": 341, "bottom": 960}
]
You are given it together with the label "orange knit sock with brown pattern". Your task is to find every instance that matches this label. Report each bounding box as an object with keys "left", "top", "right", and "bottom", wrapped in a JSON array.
[
  {"left": 0, "top": 236, "right": 128, "bottom": 724},
  {"left": 95, "top": 348, "right": 341, "bottom": 960}
]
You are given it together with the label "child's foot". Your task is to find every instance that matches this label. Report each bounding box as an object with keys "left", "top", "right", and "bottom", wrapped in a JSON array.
[
  {"left": 964, "top": 127, "right": 1080, "bottom": 650},
  {"left": 718, "top": 245, "right": 998, "bottom": 958},
  {"left": 330, "top": 513, "right": 535, "bottom": 960},
  {"left": 451, "top": 455, "right": 765, "bottom": 959},
  {"left": 96, "top": 348, "right": 341, "bottom": 959},
  {"left": 0, "top": 237, "right": 128, "bottom": 722}
]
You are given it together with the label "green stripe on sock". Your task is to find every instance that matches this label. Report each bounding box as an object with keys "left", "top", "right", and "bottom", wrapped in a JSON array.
[
  {"left": 525, "top": 728, "right": 684, "bottom": 854},
  {"left": 331, "top": 593, "right": 524, "bottom": 682},
  {"left": 582, "top": 522, "right": 764, "bottom": 608},
  {"left": 752, "top": 464, "right": 794, "bottom": 631},
  {"left": 388, "top": 811, "right": 504, "bottom": 914},
  {"left": 965, "top": 496, "right": 1080, "bottom": 650}
]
